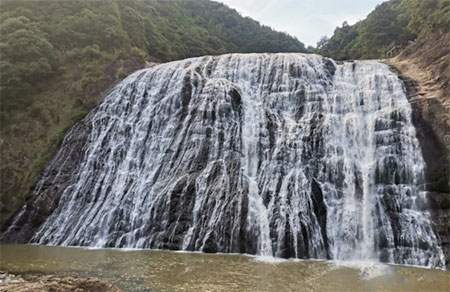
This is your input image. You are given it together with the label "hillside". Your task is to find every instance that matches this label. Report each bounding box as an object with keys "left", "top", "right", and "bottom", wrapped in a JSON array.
[
  {"left": 0, "top": 0, "right": 306, "bottom": 225},
  {"left": 317, "top": 0, "right": 449, "bottom": 60}
]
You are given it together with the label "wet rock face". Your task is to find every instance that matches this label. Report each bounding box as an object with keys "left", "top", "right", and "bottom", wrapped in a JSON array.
[
  {"left": 0, "top": 53, "right": 446, "bottom": 269},
  {"left": 0, "top": 119, "right": 92, "bottom": 243},
  {"left": 389, "top": 60, "right": 450, "bottom": 269},
  {"left": 427, "top": 192, "right": 450, "bottom": 269},
  {"left": 411, "top": 96, "right": 450, "bottom": 269}
]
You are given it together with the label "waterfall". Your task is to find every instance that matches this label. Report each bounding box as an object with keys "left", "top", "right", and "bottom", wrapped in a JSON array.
[{"left": 2, "top": 53, "right": 445, "bottom": 269}]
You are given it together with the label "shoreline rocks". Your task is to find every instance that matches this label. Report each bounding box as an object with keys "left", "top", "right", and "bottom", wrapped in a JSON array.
[{"left": 0, "top": 271, "right": 122, "bottom": 292}]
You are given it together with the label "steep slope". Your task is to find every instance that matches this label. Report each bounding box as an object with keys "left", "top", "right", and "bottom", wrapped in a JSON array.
[
  {"left": 0, "top": 0, "right": 306, "bottom": 225},
  {"left": 386, "top": 32, "right": 450, "bottom": 267}
]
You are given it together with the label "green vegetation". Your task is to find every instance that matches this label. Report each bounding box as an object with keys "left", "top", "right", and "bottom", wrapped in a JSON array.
[
  {"left": 317, "top": 0, "right": 450, "bottom": 60},
  {"left": 0, "top": 0, "right": 306, "bottom": 225},
  {"left": 1, "top": 0, "right": 306, "bottom": 112}
]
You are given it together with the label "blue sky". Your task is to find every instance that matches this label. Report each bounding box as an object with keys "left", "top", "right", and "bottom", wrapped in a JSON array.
[{"left": 218, "top": 0, "right": 386, "bottom": 47}]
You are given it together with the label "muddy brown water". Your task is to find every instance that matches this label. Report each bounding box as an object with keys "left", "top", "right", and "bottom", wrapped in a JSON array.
[{"left": 0, "top": 244, "right": 449, "bottom": 292}]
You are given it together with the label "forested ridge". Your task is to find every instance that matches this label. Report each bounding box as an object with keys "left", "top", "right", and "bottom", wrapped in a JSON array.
[
  {"left": 317, "top": 0, "right": 450, "bottom": 60},
  {"left": 1, "top": 0, "right": 306, "bottom": 112},
  {"left": 0, "top": 0, "right": 306, "bottom": 225}
]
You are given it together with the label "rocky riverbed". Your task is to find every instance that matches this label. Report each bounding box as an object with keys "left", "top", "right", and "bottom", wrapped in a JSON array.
[{"left": 0, "top": 271, "right": 122, "bottom": 292}]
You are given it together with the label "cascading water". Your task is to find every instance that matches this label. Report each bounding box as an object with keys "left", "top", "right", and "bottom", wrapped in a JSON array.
[{"left": 2, "top": 53, "right": 445, "bottom": 269}]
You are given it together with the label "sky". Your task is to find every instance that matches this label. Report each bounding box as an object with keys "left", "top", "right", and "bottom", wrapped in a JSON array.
[{"left": 218, "top": 0, "right": 386, "bottom": 47}]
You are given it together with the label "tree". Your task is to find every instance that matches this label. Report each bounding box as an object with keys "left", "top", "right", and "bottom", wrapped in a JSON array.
[
  {"left": 316, "top": 36, "right": 329, "bottom": 50},
  {"left": 0, "top": 16, "right": 56, "bottom": 102}
]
